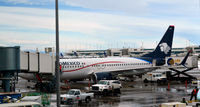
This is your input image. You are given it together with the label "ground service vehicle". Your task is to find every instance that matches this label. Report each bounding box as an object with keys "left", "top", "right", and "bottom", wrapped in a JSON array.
[
  {"left": 61, "top": 89, "right": 94, "bottom": 105},
  {"left": 91, "top": 80, "right": 122, "bottom": 95},
  {"left": 142, "top": 73, "right": 167, "bottom": 83}
]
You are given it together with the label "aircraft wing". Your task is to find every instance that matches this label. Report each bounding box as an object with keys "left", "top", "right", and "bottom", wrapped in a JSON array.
[
  {"left": 110, "top": 66, "right": 160, "bottom": 76},
  {"left": 88, "top": 66, "right": 160, "bottom": 77}
]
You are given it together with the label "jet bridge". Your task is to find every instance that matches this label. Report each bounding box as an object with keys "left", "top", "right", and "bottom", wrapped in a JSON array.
[
  {"left": 20, "top": 51, "right": 55, "bottom": 74},
  {"left": 0, "top": 46, "right": 55, "bottom": 92},
  {"left": 0, "top": 46, "right": 20, "bottom": 92}
]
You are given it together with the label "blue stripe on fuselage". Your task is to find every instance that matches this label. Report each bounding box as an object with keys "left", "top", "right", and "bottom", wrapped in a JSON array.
[{"left": 131, "top": 57, "right": 152, "bottom": 64}]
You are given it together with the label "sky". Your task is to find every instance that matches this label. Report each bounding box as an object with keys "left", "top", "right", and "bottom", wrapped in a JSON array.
[{"left": 0, "top": 0, "right": 200, "bottom": 52}]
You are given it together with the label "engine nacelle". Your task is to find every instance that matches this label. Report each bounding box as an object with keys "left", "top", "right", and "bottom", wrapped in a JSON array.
[{"left": 92, "top": 72, "right": 113, "bottom": 82}]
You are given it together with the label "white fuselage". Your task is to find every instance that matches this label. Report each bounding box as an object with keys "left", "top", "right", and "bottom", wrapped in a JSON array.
[{"left": 60, "top": 57, "right": 152, "bottom": 80}]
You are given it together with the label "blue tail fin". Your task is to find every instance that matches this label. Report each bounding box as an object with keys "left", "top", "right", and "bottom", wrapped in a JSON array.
[
  {"left": 142, "top": 25, "right": 174, "bottom": 59},
  {"left": 73, "top": 51, "right": 78, "bottom": 57},
  {"left": 103, "top": 51, "right": 107, "bottom": 57},
  {"left": 60, "top": 53, "right": 64, "bottom": 58},
  {"left": 179, "top": 50, "right": 191, "bottom": 67}
]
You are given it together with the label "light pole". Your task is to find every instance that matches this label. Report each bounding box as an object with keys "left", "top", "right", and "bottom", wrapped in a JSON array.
[{"left": 55, "top": 0, "right": 60, "bottom": 106}]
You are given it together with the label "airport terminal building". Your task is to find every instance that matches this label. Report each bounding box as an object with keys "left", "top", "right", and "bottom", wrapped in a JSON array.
[{"left": 64, "top": 46, "right": 200, "bottom": 58}]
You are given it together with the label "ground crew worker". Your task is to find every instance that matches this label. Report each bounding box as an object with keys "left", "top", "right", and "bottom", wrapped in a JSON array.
[
  {"left": 190, "top": 86, "right": 199, "bottom": 101},
  {"left": 181, "top": 98, "right": 188, "bottom": 105}
]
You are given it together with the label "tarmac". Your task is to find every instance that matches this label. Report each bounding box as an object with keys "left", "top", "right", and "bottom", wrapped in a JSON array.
[{"left": 43, "top": 79, "right": 194, "bottom": 107}]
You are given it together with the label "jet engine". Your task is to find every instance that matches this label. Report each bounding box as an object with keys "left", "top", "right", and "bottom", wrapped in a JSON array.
[{"left": 91, "top": 72, "right": 113, "bottom": 82}]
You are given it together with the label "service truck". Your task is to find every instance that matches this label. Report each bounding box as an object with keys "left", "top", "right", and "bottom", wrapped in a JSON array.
[
  {"left": 60, "top": 89, "right": 94, "bottom": 105},
  {"left": 142, "top": 72, "right": 167, "bottom": 84},
  {"left": 91, "top": 80, "right": 122, "bottom": 95}
]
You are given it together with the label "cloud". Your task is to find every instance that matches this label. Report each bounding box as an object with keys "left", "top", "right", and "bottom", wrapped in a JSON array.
[
  {"left": 147, "top": 0, "right": 200, "bottom": 16},
  {"left": 5, "top": 0, "right": 34, "bottom": 5},
  {"left": 3, "top": 0, "right": 54, "bottom": 5},
  {"left": 62, "top": 0, "right": 148, "bottom": 14},
  {"left": 61, "top": 0, "right": 200, "bottom": 17},
  {"left": 0, "top": 6, "right": 199, "bottom": 51},
  {"left": 2, "top": 0, "right": 199, "bottom": 17},
  {"left": 0, "top": 30, "right": 54, "bottom": 50},
  {"left": 0, "top": 6, "right": 119, "bottom": 35},
  {"left": 173, "top": 36, "right": 196, "bottom": 48},
  {"left": 10, "top": 40, "right": 50, "bottom": 45},
  {"left": 0, "top": 7, "right": 54, "bottom": 30}
]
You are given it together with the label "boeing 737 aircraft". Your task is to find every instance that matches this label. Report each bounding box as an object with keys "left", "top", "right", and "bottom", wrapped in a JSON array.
[
  {"left": 59, "top": 25, "right": 174, "bottom": 81},
  {"left": 20, "top": 25, "right": 174, "bottom": 82}
]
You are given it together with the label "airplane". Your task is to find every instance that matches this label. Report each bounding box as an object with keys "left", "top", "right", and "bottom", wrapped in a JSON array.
[
  {"left": 59, "top": 25, "right": 174, "bottom": 81},
  {"left": 19, "top": 25, "right": 175, "bottom": 82}
]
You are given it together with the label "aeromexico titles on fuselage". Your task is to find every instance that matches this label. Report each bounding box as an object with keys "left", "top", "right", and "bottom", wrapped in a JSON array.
[{"left": 60, "top": 61, "right": 82, "bottom": 66}]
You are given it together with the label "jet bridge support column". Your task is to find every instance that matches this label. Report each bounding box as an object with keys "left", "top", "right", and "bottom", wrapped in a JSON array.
[
  {"left": 0, "top": 46, "right": 20, "bottom": 92},
  {"left": 2, "top": 72, "right": 12, "bottom": 92}
]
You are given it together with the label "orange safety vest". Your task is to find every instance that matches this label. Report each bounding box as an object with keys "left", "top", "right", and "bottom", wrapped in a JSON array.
[{"left": 193, "top": 89, "right": 197, "bottom": 95}]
